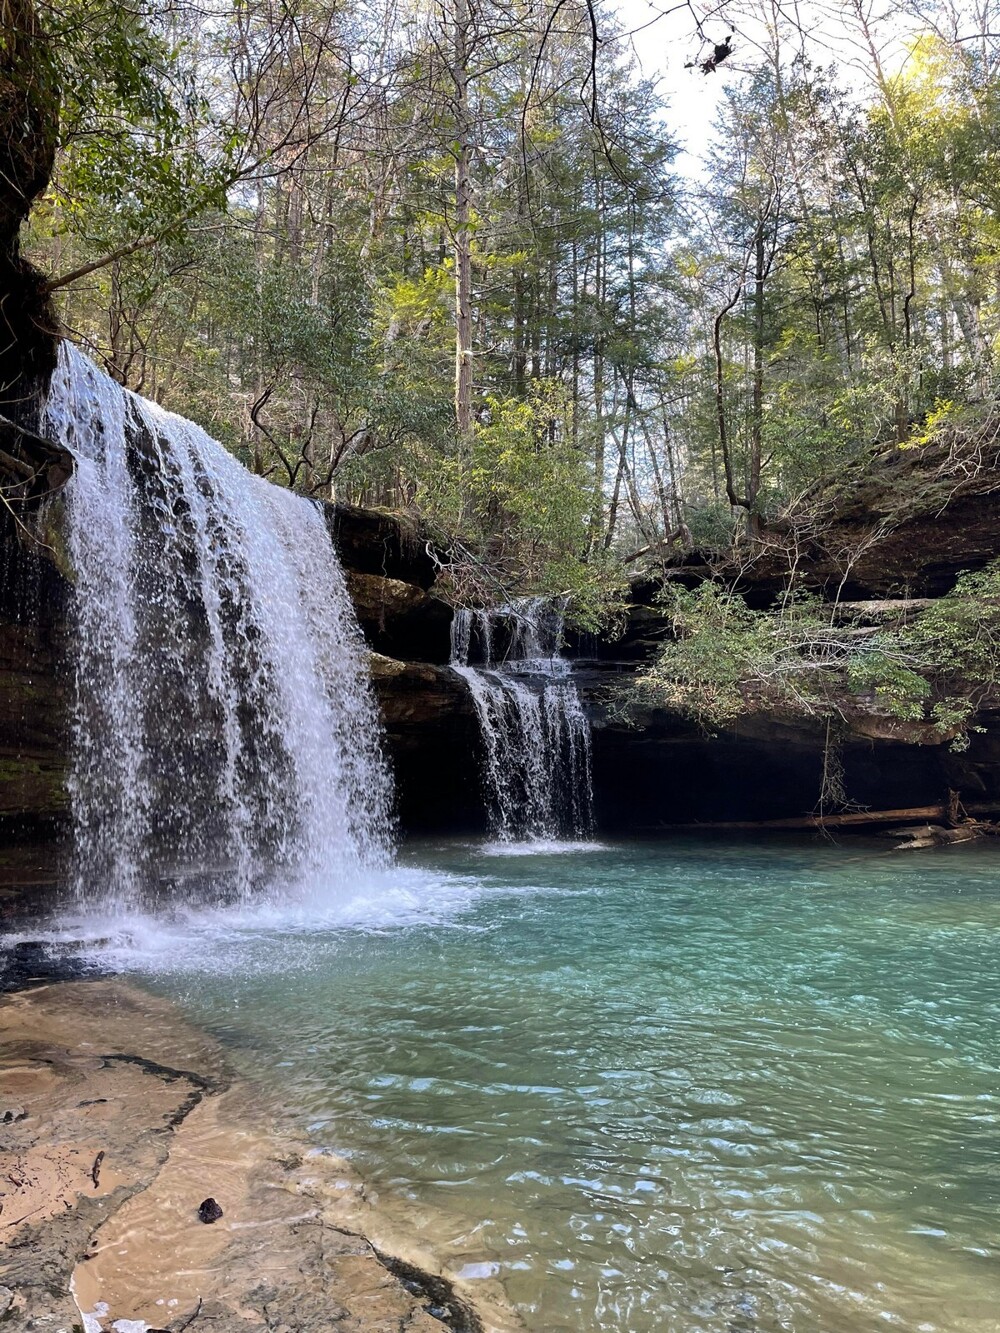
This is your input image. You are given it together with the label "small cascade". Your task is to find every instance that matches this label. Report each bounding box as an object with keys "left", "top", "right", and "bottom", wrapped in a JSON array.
[
  {"left": 43, "top": 343, "right": 393, "bottom": 909},
  {"left": 450, "top": 598, "right": 594, "bottom": 841}
]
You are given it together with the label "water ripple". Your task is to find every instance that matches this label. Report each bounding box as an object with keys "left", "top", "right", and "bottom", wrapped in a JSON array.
[{"left": 33, "top": 836, "right": 1000, "bottom": 1331}]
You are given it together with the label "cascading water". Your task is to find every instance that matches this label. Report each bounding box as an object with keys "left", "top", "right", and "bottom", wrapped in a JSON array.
[
  {"left": 43, "top": 343, "right": 393, "bottom": 910},
  {"left": 450, "top": 598, "right": 594, "bottom": 841}
]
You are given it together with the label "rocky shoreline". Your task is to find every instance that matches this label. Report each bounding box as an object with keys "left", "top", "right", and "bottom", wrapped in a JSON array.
[{"left": 0, "top": 975, "right": 510, "bottom": 1333}]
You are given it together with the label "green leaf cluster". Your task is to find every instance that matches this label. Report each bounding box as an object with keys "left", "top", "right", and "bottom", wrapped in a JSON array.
[{"left": 635, "top": 566, "right": 1000, "bottom": 742}]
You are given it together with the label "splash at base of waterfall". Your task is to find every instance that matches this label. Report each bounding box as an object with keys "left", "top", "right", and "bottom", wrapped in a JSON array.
[
  {"left": 43, "top": 344, "right": 393, "bottom": 912},
  {"left": 450, "top": 600, "right": 594, "bottom": 842}
]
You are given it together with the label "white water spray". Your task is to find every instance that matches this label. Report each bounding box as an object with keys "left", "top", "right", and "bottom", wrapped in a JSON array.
[
  {"left": 43, "top": 344, "right": 393, "bottom": 909},
  {"left": 450, "top": 599, "right": 594, "bottom": 841}
]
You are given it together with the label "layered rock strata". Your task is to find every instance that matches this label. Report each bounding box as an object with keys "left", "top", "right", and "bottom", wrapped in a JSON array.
[{"left": 2, "top": 406, "right": 1000, "bottom": 839}]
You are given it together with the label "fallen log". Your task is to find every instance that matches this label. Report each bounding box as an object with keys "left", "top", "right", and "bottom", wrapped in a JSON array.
[
  {"left": 830, "top": 599, "right": 935, "bottom": 623},
  {"left": 664, "top": 801, "right": 1000, "bottom": 831},
  {"left": 893, "top": 823, "right": 988, "bottom": 850}
]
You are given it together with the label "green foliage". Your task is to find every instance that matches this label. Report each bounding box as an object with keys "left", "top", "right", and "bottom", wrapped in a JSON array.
[
  {"left": 22, "top": 0, "right": 1000, "bottom": 620},
  {"left": 35, "top": 0, "right": 233, "bottom": 252},
  {"left": 635, "top": 567, "right": 1000, "bottom": 740},
  {"left": 468, "top": 387, "right": 590, "bottom": 567},
  {"left": 635, "top": 584, "right": 785, "bottom": 723},
  {"left": 420, "top": 383, "right": 625, "bottom": 623},
  {"left": 900, "top": 563, "right": 1000, "bottom": 703},
  {"left": 844, "top": 652, "right": 929, "bottom": 721}
]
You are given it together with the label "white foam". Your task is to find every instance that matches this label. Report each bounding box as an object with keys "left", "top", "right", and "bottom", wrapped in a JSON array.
[
  {"left": 480, "top": 839, "right": 607, "bottom": 857},
  {"left": 10, "top": 859, "right": 580, "bottom": 976}
]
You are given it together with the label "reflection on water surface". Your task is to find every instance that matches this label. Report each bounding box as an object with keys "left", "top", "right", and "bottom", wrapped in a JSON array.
[{"left": 56, "top": 838, "right": 1000, "bottom": 1331}]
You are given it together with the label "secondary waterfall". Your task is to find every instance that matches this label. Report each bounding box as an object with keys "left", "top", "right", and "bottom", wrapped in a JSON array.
[
  {"left": 43, "top": 343, "right": 393, "bottom": 909},
  {"left": 450, "top": 599, "right": 593, "bottom": 841}
]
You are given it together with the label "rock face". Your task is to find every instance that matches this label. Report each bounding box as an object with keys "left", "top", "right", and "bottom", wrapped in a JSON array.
[
  {"left": 577, "top": 603, "right": 1000, "bottom": 833},
  {"left": 369, "top": 655, "right": 483, "bottom": 831},
  {"left": 0, "top": 488, "right": 70, "bottom": 833},
  {"left": 654, "top": 429, "right": 1000, "bottom": 604},
  {"left": 0, "top": 623, "right": 68, "bottom": 822},
  {"left": 585, "top": 698, "right": 1000, "bottom": 831},
  {"left": 325, "top": 504, "right": 440, "bottom": 590},
  {"left": 0, "top": 2, "right": 60, "bottom": 416},
  {"left": 2, "top": 391, "right": 1000, "bottom": 844},
  {"left": 0, "top": 428, "right": 482, "bottom": 839},
  {"left": 346, "top": 571, "right": 453, "bottom": 664}
]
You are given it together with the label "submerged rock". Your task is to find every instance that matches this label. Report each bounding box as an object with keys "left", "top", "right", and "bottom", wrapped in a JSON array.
[
  {"left": 1, "top": 979, "right": 492, "bottom": 1333},
  {"left": 0, "top": 940, "right": 106, "bottom": 993}
]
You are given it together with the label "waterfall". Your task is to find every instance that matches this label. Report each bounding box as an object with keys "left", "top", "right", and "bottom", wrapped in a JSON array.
[
  {"left": 450, "top": 598, "right": 593, "bottom": 842},
  {"left": 43, "top": 343, "right": 393, "bottom": 909}
]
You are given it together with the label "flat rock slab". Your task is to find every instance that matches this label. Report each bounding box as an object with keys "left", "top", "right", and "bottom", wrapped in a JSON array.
[{"left": 0, "top": 980, "right": 493, "bottom": 1333}]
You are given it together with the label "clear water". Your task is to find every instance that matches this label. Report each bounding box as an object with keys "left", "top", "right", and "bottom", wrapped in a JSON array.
[{"left": 57, "top": 838, "right": 1000, "bottom": 1332}]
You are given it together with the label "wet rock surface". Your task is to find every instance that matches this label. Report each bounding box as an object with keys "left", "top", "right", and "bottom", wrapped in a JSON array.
[
  {"left": 0, "top": 940, "right": 105, "bottom": 993},
  {"left": 369, "top": 655, "right": 485, "bottom": 832},
  {"left": 0, "top": 980, "right": 494, "bottom": 1333},
  {"left": 346, "top": 570, "right": 453, "bottom": 664},
  {"left": 0, "top": 502, "right": 70, "bottom": 835}
]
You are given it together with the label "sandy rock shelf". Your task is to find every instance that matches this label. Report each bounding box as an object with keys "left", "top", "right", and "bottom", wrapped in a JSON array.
[{"left": 0, "top": 979, "right": 490, "bottom": 1333}]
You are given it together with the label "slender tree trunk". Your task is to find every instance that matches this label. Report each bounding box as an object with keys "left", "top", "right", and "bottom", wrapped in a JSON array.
[
  {"left": 452, "top": 0, "right": 474, "bottom": 453},
  {"left": 513, "top": 268, "right": 527, "bottom": 397},
  {"left": 545, "top": 256, "right": 557, "bottom": 377},
  {"left": 570, "top": 234, "right": 580, "bottom": 449},
  {"left": 661, "top": 406, "right": 684, "bottom": 530},
  {"left": 749, "top": 220, "right": 765, "bottom": 533},
  {"left": 714, "top": 285, "right": 744, "bottom": 514},
  {"left": 590, "top": 181, "right": 607, "bottom": 550},
  {"left": 251, "top": 175, "right": 269, "bottom": 476},
  {"left": 530, "top": 274, "right": 541, "bottom": 380}
]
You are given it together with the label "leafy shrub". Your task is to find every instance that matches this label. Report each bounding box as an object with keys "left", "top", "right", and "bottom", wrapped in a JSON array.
[{"left": 632, "top": 563, "right": 1000, "bottom": 741}]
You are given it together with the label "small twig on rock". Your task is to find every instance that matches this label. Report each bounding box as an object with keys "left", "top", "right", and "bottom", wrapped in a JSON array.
[{"left": 176, "top": 1296, "right": 203, "bottom": 1331}]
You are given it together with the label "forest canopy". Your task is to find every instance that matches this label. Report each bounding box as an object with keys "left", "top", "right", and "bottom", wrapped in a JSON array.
[{"left": 18, "top": 0, "right": 1000, "bottom": 615}]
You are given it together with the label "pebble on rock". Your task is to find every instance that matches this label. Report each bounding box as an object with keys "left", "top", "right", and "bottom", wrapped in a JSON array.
[{"left": 197, "top": 1197, "right": 224, "bottom": 1224}]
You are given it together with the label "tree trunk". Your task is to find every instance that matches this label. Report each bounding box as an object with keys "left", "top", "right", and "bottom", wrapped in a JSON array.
[
  {"left": 667, "top": 801, "right": 1000, "bottom": 831},
  {"left": 714, "top": 285, "right": 744, "bottom": 514},
  {"left": 590, "top": 182, "right": 607, "bottom": 550},
  {"left": 0, "top": 0, "right": 60, "bottom": 416},
  {"left": 748, "top": 220, "right": 765, "bottom": 533},
  {"left": 452, "top": 0, "right": 474, "bottom": 455},
  {"left": 513, "top": 269, "right": 527, "bottom": 397}
]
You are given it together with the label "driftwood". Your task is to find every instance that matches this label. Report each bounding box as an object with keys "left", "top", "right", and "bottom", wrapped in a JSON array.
[
  {"left": 668, "top": 800, "right": 1000, "bottom": 832},
  {"left": 828, "top": 598, "right": 935, "bottom": 625},
  {"left": 891, "top": 823, "right": 994, "bottom": 850}
]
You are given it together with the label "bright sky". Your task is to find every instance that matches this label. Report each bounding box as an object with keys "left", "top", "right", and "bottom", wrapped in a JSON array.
[
  {"left": 619, "top": 0, "right": 731, "bottom": 165},
  {"left": 610, "top": 0, "right": 928, "bottom": 172}
]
